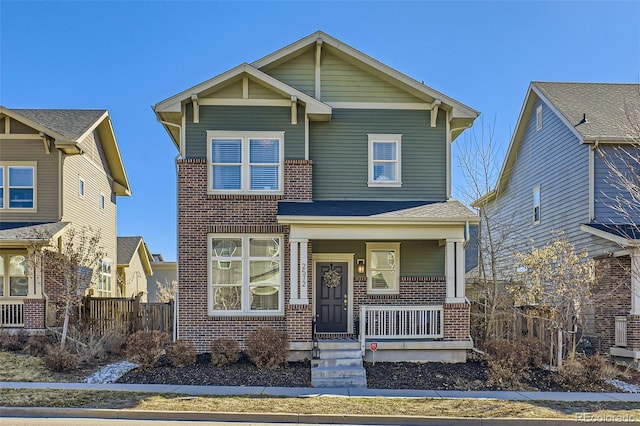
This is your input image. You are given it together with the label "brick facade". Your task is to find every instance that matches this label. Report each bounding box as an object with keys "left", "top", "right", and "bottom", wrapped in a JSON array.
[
  {"left": 593, "top": 255, "right": 638, "bottom": 351},
  {"left": 177, "top": 158, "right": 469, "bottom": 353},
  {"left": 23, "top": 298, "right": 46, "bottom": 329}
]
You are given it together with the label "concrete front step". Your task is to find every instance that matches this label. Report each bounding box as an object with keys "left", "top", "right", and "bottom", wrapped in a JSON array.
[
  {"left": 311, "top": 376, "right": 367, "bottom": 388},
  {"left": 311, "top": 339, "right": 366, "bottom": 388},
  {"left": 317, "top": 349, "right": 362, "bottom": 360},
  {"left": 316, "top": 339, "right": 360, "bottom": 350},
  {"left": 311, "top": 357, "right": 362, "bottom": 368}
]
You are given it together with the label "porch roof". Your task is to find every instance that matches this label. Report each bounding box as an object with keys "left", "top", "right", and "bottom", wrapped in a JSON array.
[
  {"left": 582, "top": 222, "right": 640, "bottom": 246},
  {"left": 278, "top": 200, "right": 478, "bottom": 224},
  {"left": 0, "top": 221, "right": 69, "bottom": 247}
]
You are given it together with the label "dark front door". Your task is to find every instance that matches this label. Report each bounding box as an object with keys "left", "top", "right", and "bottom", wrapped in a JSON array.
[{"left": 316, "top": 262, "right": 348, "bottom": 333}]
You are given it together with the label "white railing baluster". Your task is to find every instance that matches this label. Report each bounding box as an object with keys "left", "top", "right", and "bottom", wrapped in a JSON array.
[
  {"left": 358, "top": 305, "right": 444, "bottom": 342},
  {"left": 615, "top": 316, "right": 627, "bottom": 347}
]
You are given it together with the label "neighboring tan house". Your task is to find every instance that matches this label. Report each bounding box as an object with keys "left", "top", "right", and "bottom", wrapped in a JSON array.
[
  {"left": 117, "top": 236, "right": 153, "bottom": 302},
  {"left": 154, "top": 31, "right": 479, "bottom": 385},
  {"left": 474, "top": 82, "right": 640, "bottom": 364},
  {"left": 0, "top": 107, "right": 131, "bottom": 330},
  {"left": 147, "top": 253, "right": 177, "bottom": 303}
]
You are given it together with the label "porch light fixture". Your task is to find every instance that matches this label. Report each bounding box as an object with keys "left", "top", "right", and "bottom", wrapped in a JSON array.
[{"left": 357, "top": 259, "right": 365, "bottom": 274}]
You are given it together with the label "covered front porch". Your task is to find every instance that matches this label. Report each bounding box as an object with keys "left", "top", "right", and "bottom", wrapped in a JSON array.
[{"left": 279, "top": 200, "right": 477, "bottom": 362}]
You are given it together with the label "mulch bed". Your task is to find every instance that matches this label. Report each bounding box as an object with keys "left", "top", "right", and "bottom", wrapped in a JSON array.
[{"left": 115, "top": 353, "right": 618, "bottom": 391}]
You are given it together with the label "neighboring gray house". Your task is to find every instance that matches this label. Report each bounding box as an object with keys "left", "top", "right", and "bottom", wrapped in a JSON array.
[
  {"left": 475, "top": 82, "right": 640, "bottom": 362},
  {"left": 147, "top": 253, "right": 177, "bottom": 303}
]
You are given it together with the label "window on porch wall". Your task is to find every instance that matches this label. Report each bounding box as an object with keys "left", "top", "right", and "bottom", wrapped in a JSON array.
[
  {"left": 366, "top": 242, "right": 400, "bottom": 294},
  {"left": 0, "top": 254, "right": 29, "bottom": 297}
]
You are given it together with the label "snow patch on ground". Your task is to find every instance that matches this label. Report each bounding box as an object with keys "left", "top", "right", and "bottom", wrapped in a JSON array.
[{"left": 86, "top": 361, "right": 139, "bottom": 384}]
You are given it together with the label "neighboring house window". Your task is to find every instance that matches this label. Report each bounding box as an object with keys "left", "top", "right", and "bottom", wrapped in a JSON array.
[
  {"left": 0, "top": 163, "right": 36, "bottom": 209},
  {"left": 366, "top": 242, "right": 400, "bottom": 294},
  {"left": 100, "top": 193, "right": 105, "bottom": 210},
  {"left": 209, "top": 234, "right": 283, "bottom": 315},
  {"left": 97, "top": 260, "right": 112, "bottom": 297},
  {"left": 536, "top": 105, "right": 543, "bottom": 130},
  {"left": 79, "top": 178, "right": 85, "bottom": 197},
  {"left": 0, "top": 254, "right": 28, "bottom": 297},
  {"left": 206, "top": 131, "right": 284, "bottom": 194},
  {"left": 533, "top": 184, "right": 541, "bottom": 224},
  {"left": 368, "top": 134, "right": 402, "bottom": 187}
]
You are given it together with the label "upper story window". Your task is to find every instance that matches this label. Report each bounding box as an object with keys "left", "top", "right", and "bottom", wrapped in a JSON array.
[
  {"left": 0, "top": 254, "right": 29, "bottom": 297},
  {"left": 533, "top": 184, "right": 541, "bottom": 224},
  {"left": 536, "top": 105, "right": 543, "bottom": 131},
  {"left": 366, "top": 242, "right": 400, "bottom": 294},
  {"left": 0, "top": 163, "right": 36, "bottom": 210},
  {"left": 368, "top": 134, "right": 402, "bottom": 187},
  {"left": 206, "top": 131, "right": 284, "bottom": 194},
  {"left": 100, "top": 193, "right": 105, "bottom": 210},
  {"left": 209, "top": 234, "right": 283, "bottom": 315},
  {"left": 79, "top": 177, "right": 85, "bottom": 197}
]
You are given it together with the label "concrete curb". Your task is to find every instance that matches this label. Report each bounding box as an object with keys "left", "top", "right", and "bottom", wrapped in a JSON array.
[{"left": 0, "top": 406, "right": 606, "bottom": 425}]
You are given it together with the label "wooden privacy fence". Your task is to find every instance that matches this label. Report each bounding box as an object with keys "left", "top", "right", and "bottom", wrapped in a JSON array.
[{"left": 81, "top": 296, "right": 173, "bottom": 338}]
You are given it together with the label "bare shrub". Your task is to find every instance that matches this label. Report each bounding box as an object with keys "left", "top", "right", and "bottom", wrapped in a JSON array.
[
  {"left": 210, "top": 338, "right": 240, "bottom": 367},
  {"left": 24, "top": 334, "right": 54, "bottom": 357},
  {"left": 484, "top": 337, "right": 546, "bottom": 390},
  {"left": 245, "top": 327, "right": 289, "bottom": 369},
  {"left": 44, "top": 344, "right": 80, "bottom": 372},
  {"left": 125, "top": 330, "right": 167, "bottom": 369},
  {"left": 0, "top": 329, "right": 30, "bottom": 352},
  {"left": 556, "top": 354, "right": 622, "bottom": 391},
  {"left": 166, "top": 339, "right": 196, "bottom": 367}
]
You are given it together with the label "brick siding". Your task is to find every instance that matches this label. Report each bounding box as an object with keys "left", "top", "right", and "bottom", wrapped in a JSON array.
[{"left": 23, "top": 298, "right": 46, "bottom": 329}]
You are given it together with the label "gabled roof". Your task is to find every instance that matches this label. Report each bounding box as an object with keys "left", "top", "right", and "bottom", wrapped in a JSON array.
[
  {"left": 0, "top": 221, "right": 70, "bottom": 247},
  {"left": 474, "top": 82, "right": 640, "bottom": 206},
  {"left": 0, "top": 107, "right": 131, "bottom": 196},
  {"left": 117, "top": 236, "right": 153, "bottom": 275}
]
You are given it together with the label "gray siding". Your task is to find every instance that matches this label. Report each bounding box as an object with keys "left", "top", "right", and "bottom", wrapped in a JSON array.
[
  {"left": 185, "top": 105, "right": 305, "bottom": 159},
  {"left": 0, "top": 138, "right": 59, "bottom": 223},
  {"left": 484, "top": 97, "right": 616, "bottom": 280},
  {"left": 147, "top": 262, "right": 177, "bottom": 303},
  {"left": 594, "top": 145, "right": 640, "bottom": 223},
  {"left": 310, "top": 109, "right": 446, "bottom": 200},
  {"left": 312, "top": 240, "right": 444, "bottom": 276}
]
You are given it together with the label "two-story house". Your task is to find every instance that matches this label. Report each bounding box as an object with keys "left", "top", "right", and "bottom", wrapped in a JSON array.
[
  {"left": 154, "top": 32, "right": 479, "bottom": 370},
  {"left": 474, "top": 82, "right": 640, "bottom": 364},
  {"left": 0, "top": 107, "right": 131, "bottom": 330}
]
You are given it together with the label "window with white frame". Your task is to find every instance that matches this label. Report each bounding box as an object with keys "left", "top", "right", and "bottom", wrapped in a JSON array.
[
  {"left": 209, "top": 235, "right": 283, "bottom": 315},
  {"left": 96, "top": 260, "right": 112, "bottom": 297},
  {"left": 207, "top": 131, "right": 284, "bottom": 194},
  {"left": 536, "top": 105, "right": 543, "bottom": 130},
  {"left": 79, "top": 178, "right": 85, "bottom": 197},
  {"left": 0, "top": 163, "right": 36, "bottom": 209},
  {"left": 0, "top": 253, "right": 29, "bottom": 297},
  {"left": 100, "top": 193, "right": 105, "bottom": 210},
  {"left": 533, "top": 184, "right": 541, "bottom": 224},
  {"left": 366, "top": 242, "right": 400, "bottom": 294},
  {"left": 368, "top": 134, "right": 402, "bottom": 186}
]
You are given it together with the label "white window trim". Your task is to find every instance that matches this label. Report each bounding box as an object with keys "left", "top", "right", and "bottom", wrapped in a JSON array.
[
  {"left": 208, "top": 233, "right": 284, "bottom": 316},
  {"left": 206, "top": 130, "right": 284, "bottom": 195},
  {"left": 533, "top": 184, "right": 541, "bottom": 225},
  {"left": 366, "top": 242, "right": 400, "bottom": 294},
  {"left": 536, "top": 105, "right": 543, "bottom": 131},
  {"left": 100, "top": 193, "right": 105, "bottom": 211},
  {"left": 368, "top": 134, "right": 402, "bottom": 187},
  {"left": 0, "top": 162, "right": 37, "bottom": 211},
  {"left": 0, "top": 253, "right": 30, "bottom": 298},
  {"left": 79, "top": 177, "right": 85, "bottom": 198},
  {"left": 97, "top": 259, "right": 113, "bottom": 297}
]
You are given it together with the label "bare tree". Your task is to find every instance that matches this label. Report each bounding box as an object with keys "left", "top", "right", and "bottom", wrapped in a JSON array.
[
  {"left": 31, "top": 226, "right": 105, "bottom": 348},
  {"left": 156, "top": 278, "right": 177, "bottom": 303}
]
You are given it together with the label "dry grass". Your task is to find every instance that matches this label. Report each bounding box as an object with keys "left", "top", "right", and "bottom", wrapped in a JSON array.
[
  {"left": 0, "top": 352, "right": 52, "bottom": 382},
  {"left": 1, "top": 389, "right": 640, "bottom": 420}
]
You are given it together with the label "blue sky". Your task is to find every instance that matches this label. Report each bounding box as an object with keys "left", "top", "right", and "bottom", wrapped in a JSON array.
[{"left": 1, "top": 1, "right": 638, "bottom": 261}]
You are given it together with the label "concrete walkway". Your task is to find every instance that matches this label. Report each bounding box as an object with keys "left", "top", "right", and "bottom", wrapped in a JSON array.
[{"left": 2, "top": 381, "right": 640, "bottom": 401}]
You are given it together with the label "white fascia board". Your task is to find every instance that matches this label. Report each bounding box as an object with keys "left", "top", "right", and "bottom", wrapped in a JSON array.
[
  {"left": 251, "top": 31, "right": 478, "bottom": 120},
  {"left": 277, "top": 215, "right": 478, "bottom": 225},
  {"left": 76, "top": 110, "right": 109, "bottom": 144},
  {"left": 289, "top": 223, "right": 465, "bottom": 240},
  {"left": 580, "top": 224, "right": 629, "bottom": 247},
  {"left": 153, "top": 63, "right": 331, "bottom": 117}
]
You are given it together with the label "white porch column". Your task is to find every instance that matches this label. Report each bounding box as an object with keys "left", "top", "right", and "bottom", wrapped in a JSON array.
[
  {"left": 289, "top": 240, "right": 299, "bottom": 303},
  {"left": 299, "top": 239, "right": 309, "bottom": 304},
  {"left": 631, "top": 247, "right": 640, "bottom": 315},
  {"left": 446, "top": 239, "right": 465, "bottom": 304},
  {"left": 289, "top": 239, "right": 309, "bottom": 305}
]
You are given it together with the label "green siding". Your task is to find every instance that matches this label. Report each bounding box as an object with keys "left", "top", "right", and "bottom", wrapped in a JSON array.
[
  {"left": 262, "top": 48, "right": 316, "bottom": 97},
  {"left": 310, "top": 109, "right": 446, "bottom": 200},
  {"left": 185, "top": 105, "right": 305, "bottom": 159},
  {"left": 313, "top": 240, "right": 444, "bottom": 276}
]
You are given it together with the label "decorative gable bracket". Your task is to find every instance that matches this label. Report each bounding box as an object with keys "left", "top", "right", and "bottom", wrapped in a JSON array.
[{"left": 430, "top": 99, "right": 442, "bottom": 128}]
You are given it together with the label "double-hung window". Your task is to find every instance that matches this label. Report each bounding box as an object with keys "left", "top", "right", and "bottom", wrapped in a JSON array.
[
  {"left": 209, "top": 235, "right": 283, "bottom": 315},
  {"left": 96, "top": 260, "right": 112, "bottom": 297},
  {"left": 0, "top": 163, "right": 36, "bottom": 209},
  {"left": 366, "top": 242, "right": 400, "bottom": 294},
  {"left": 207, "top": 131, "right": 284, "bottom": 194},
  {"left": 0, "top": 254, "right": 29, "bottom": 297},
  {"left": 368, "top": 134, "right": 402, "bottom": 187}
]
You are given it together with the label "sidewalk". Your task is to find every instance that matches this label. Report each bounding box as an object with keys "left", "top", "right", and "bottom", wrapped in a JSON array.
[{"left": 2, "top": 381, "right": 640, "bottom": 401}]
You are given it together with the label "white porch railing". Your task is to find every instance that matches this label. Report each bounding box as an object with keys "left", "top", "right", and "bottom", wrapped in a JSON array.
[
  {"left": 360, "top": 305, "right": 443, "bottom": 354},
  {"left": 1, "top": 300, "right": 25, "bottom": 327},
  {"left": 615, "top": 316, "right": 627, "bottom": 347}
]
